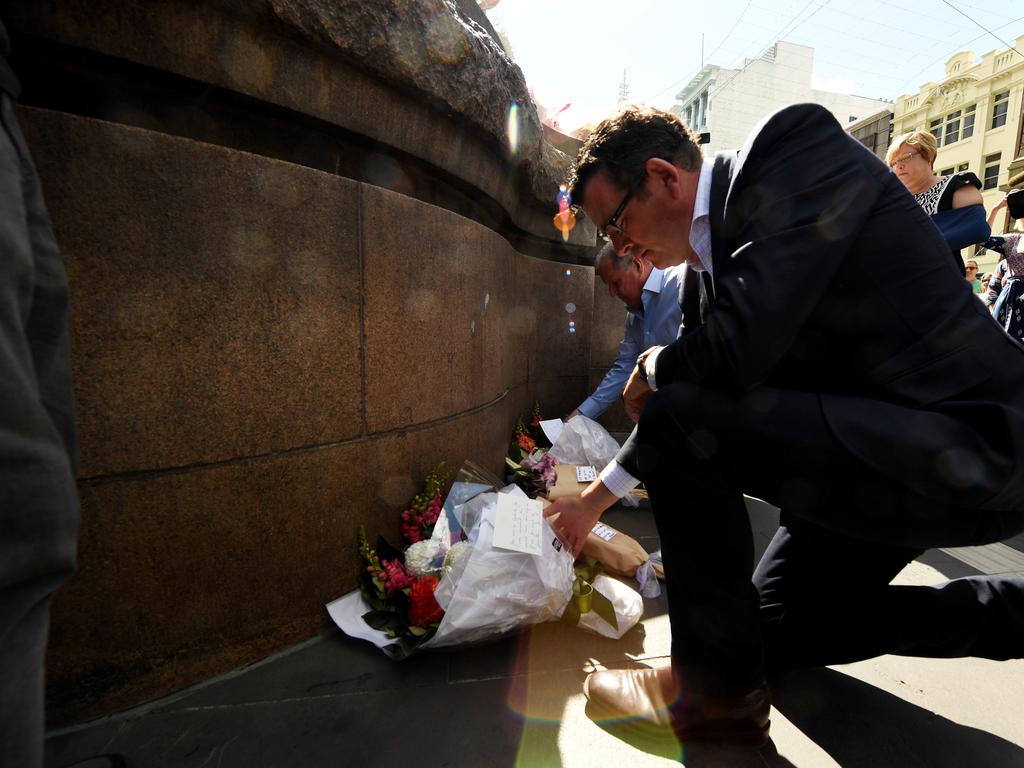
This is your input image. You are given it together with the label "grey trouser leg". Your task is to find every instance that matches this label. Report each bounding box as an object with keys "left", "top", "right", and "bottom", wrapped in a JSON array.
[{"left": 0, "top": 92, "right": 79, "bottom": 768}]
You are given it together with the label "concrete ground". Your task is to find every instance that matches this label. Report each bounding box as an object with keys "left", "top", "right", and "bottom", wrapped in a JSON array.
[{"left": 45, "top": 499, "right": 1024, "bottom": 768}]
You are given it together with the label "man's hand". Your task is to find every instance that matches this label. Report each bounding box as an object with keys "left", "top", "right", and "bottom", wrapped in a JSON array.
[
  {"left": 565, "top": 408, "right": 581, "bottom": 422},
  {"left": 623, "top": 365, "right": 652, "bottom": 422},
  {"left": 543, "top": 494, "right": 603, "bottom": 558},
  {"left": 543, "top": 480, "right": 620, "bottom": 558}
]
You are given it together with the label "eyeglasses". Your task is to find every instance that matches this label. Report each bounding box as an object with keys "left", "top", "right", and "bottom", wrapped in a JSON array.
[
  {"left": 598, "top": 187, "right": 634, "bottom": 241},
  {"left": 889, "top": 151, "right": 918, "bottom": 168}
]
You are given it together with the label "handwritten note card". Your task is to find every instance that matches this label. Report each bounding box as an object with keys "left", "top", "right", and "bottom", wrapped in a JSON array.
[{"left": 493, "top": 493, "right": 545, "bottom": 556}]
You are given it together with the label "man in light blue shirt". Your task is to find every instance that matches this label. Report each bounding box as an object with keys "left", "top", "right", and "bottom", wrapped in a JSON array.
[{"left": 568, "top": 244, "right": 685, "bottom": 420}]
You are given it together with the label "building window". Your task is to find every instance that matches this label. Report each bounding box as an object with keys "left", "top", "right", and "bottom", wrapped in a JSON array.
[
  {"left": 943, "top": 110, "right": 961, "bottom": 145},
  {"left": 930, "top": 104, "right": 975, "bottom": 147},
  {"left": 957, "top": 162, "right": 969, "bottom": 172},
  {"left": 962, "top": 104, "right": 976, "bottom": 139},
  {"left": 940, "top": 167, "right": 954, "bottom": 176},
  {"left": 983, "top": 153, "right": 1001, "bottom": 189},
  {"left": 992, "top": 91, "right": 1009, "bottom": 130}
]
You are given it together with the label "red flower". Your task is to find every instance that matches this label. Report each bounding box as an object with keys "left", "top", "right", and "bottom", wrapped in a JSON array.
[
  {"left": 517, "top": 434, "right": 536, "bottom": 453},
  {"left": 408, "top": 576, "right": 444, "bottom": 627}
]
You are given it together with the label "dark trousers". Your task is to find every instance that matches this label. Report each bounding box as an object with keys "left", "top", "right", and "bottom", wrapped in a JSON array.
[
  {"left": 628, "top": 381, "right": 1024, "bottom": 697},
  {"left": 0, "top": 87, "right": 79, "bottom": 767}
]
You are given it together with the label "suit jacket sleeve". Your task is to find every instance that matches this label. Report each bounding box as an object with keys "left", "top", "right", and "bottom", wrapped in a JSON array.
[{"left": 653, "top": 103, "right": 884, "bottom": 392}]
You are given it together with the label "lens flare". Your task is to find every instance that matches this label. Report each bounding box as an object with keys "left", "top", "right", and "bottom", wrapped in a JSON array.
[
  {"left": 502, "top": 624, "right": 684, "bottom": 766},
  {"left": 507, "top": 102, "right": 520, "bottom": 156},
  {"left": 553, "top": 183, "right": 576, "bottom": 241}
]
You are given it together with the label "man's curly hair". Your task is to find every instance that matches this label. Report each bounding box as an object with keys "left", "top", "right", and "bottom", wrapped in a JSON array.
[{"left": 568, "top": 107, "right": 703, "bottom": 216}]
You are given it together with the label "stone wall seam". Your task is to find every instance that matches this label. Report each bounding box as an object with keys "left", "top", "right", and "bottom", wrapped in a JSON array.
[
  {"left": 76, "top": 388, "right": 514, "bottom": 488},
  {"left": 357, "top": 181, "right": 367, "bottom": 437}
]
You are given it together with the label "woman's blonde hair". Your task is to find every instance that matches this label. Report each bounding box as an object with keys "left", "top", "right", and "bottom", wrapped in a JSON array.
[{"left": 885, "top": 130, "right": 938, "bottom": 167}]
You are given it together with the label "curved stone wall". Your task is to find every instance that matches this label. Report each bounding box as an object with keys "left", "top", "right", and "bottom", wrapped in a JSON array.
[{"left": 4, "top": 1, "right": 631, "bottom": 724}]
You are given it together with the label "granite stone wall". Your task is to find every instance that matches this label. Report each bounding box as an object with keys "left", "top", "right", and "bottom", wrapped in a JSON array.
[{"left": 4, "top": 0, "right": 626, "bottom": 723}]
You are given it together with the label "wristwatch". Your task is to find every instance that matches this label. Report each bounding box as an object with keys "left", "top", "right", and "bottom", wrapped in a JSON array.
[{"left": 636, "top": 348, "right": 654, "bottom": 383}]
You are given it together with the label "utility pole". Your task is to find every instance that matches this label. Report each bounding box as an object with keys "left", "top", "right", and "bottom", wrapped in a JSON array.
[{"left": 618, "top": 69, "right": 630, "bottom": 106}]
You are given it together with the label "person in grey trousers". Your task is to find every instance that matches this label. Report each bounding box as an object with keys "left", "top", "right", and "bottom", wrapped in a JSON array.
[{"left": 0, "top": 17, "right": 82, "bottom": 768}]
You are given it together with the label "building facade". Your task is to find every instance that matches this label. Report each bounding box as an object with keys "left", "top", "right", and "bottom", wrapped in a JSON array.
[
  {"left": 847, "top": 109, "right": 893, "bottom": 161},
  {"left": 892, "top": 35, "right": 1024, "bottom": 243},
  {"left": 673, "top": 41, "right": 892, "bottom": 157}
]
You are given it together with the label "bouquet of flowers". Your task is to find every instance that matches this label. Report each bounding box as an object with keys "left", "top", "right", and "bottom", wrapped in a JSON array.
[
  {"left": 505, "top": 402, "right": 559, "bottom": 498},
  {"left": 328, "top": 462, "right": 579, "bottom": 658},
  {"left": 352, "top": 464, "right": 453, "bottom": 657},
  {"left": 327, "top": 456, "right": 647, "bottom": 658}
]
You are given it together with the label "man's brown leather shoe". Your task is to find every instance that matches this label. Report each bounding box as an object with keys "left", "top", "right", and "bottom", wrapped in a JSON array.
[{"left": 583, "top": 667, "right": 771, "bottom": 748}]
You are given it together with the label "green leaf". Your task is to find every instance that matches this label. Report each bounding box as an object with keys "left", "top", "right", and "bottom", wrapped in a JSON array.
[
  {"left": 362, "top": 609, "right": 409, "bottom": 635},
  {"left": 408, "top": 625, "right": 427, "bottom": 636},
  {"left": 357, "top": 573, "right": 388, "bottom": 611},
  {"left": 590, "top": 590, "right": 619, "bottom": 631}
]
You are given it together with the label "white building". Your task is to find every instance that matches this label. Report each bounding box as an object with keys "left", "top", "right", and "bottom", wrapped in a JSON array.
[{"left": 674, "top": 41, "right": 892, "bottom": 156}]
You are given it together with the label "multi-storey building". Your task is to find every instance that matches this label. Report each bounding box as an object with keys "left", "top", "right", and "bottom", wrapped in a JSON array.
[
  {"left": 848, "top": 109, "right": 894, "bottom": 161},
  {"left": 673, "top": 41, "right": 892, "bottom": 157}
]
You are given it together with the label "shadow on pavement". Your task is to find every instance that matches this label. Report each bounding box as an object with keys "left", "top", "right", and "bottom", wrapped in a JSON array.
[{"left": 770, "top": 667, "right": 1024, "bottom": 768}]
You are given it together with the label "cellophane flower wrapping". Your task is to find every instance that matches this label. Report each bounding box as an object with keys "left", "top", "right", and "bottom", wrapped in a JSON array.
[
  {"left": 548, "top": 415, "right": 641, "bottom": 507},
  {"left": 425, "top": 483, "right": 574, "bottom": 648}
]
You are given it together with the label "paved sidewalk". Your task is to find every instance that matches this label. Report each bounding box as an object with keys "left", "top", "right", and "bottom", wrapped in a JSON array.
[{"left": 45, "top": 499, "right": 1024, "bottom": 768}]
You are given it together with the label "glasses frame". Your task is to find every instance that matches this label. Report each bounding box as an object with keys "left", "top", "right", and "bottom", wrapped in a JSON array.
[
  {"left": 890, "top": 151, "right": 919, "bottom": 169},
  {"left": 599, "top": 187, "right": 635, "bottom": 241}
]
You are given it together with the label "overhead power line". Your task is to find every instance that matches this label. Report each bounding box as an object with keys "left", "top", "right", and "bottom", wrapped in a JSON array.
[{"left": 939, "top": 0, "right": 1024, "bottom": 59}]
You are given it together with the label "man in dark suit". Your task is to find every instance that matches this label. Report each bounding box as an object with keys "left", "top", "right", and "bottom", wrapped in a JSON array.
[{"left": 545, "top": 103, "right": 1024, "bottom": 748}]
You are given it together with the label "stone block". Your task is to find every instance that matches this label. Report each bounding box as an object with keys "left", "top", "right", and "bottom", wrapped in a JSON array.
[
  {"left": 515, "top": 255, "right": 593, "bottom": 382},
  {"left": 590, "top": 276, "right": 630, "bottom": 368},
  {"left": 361, "top": 185, "right": 525, "bottom": 433},
  {"left": 48, "top": 399, "right": 512, "bottom": 723},
  {"left": 20, "top": 108, "right": 362, "bottom": 477}
]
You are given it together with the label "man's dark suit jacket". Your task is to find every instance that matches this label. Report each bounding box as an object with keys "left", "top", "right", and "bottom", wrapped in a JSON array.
[{"left": 621, "top": 102, "right": 1024, "bottom": 514}]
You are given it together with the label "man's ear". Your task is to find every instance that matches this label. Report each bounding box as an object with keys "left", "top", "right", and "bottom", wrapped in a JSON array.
[{"left": 645, "top": 157, "right": 682, "bottom": 197}]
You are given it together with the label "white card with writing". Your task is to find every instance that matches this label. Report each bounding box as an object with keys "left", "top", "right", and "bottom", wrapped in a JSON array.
[
  {"left": 576, "top": 465, "right": 598, "bottom": 483},
  {"left": 591, "top": 522, "right": 618, "bottom": 541},
  {"left": 492, "top": 493, "right": 545, "bottom": 556}
]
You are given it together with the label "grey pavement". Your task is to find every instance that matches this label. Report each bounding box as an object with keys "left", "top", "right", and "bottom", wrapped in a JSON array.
[{"left": 45, "top": 499, "right": 1024, "bottom": 768}]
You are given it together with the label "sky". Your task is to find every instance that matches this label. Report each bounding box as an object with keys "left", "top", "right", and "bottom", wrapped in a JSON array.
[{"left": 484, "top": 0, "right": 1024, "bottom": 134}]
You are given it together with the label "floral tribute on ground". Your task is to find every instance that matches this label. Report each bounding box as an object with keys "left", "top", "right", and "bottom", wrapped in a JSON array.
[
  {"left": 327, "top": 407, "right": 658, "bottom": 658},
  {"left": 355, "top": 464, "right": 453, "bottom": 657}
]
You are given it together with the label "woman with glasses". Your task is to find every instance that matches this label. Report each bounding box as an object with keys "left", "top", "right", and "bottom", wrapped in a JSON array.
[{"left": 885, "top": 130, "right": 989, "bottom": 276}]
